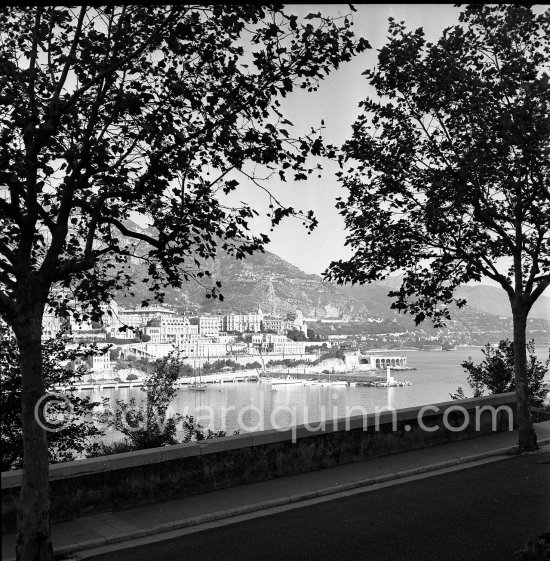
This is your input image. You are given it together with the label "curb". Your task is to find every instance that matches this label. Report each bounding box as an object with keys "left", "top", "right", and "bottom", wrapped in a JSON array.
[{"left": 5, "top": 439, "right": 550, "bottom": 561}]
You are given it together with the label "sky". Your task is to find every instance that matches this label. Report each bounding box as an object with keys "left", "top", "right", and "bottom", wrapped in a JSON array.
[{"left": 224, "top": 4, "right": 464, "bottom": 277}]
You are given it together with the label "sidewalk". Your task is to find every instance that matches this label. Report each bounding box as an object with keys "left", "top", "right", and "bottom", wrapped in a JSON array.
[{"left": 3, "top": 422, "right": 550, "bottom": 561}]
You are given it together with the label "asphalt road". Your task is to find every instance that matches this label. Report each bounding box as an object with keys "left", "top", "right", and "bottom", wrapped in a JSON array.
[{"left": 88, "top": 452, "right": 550, "bottom": 561}]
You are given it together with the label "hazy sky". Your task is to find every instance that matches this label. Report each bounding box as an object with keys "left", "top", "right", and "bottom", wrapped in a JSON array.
[{"left": 225, "top": 4, "right": 464, "bottom": 276}]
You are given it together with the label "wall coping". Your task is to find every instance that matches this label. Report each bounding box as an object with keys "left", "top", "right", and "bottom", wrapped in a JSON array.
[{"left": 1, "top": 392, "right": 516, "bottom": 489}]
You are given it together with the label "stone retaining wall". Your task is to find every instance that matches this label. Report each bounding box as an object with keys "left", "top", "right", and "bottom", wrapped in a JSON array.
[{"left": 1, "top": 393, "right": 517, "bottom": 533}]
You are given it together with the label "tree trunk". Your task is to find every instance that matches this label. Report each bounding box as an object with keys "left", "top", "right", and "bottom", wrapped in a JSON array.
[
  {"left": 14, "top": 309, "right": 54, "bottom": 561},
  {"left": 512, "top": 304, "right": 538, "bottom": 453}
]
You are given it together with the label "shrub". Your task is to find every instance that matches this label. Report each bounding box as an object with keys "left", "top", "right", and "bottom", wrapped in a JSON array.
[
  {"left": 103, "top": 351, "right": 230, "bottom": 451},
  {"left": 451, "top": 340, "right": 549, "bottom": 406},
  {"left": 1, "top": 328, "right": 104, "bottom": 470}
]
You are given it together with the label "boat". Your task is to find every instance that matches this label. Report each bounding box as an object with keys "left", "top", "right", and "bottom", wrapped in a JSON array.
[
  {"left": 189, "top": 363, "right": 207, "bottom": 391},
  {"left": 271, "top": 375, "right": 303, "bottom": 385},
  {"left": 370, "top": 380, "right": 412, "bottom": 387},
  {"left": 188, "top": 384, "right": 207, "bottom": 391}
]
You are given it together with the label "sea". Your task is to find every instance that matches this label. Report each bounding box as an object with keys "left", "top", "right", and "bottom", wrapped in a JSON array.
[{"left": 87, "top": 346, "right": 550, "bottom": 440}]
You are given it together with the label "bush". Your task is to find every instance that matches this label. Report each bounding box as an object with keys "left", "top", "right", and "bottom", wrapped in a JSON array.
[
  {"left": 451, "top": 340, "right": 549, "bottom": 406},
  {"left": 202, "top": 359, "right": 239, "bottom": 372},
  {"left": 245, "top": 361, "right": 262, "bottom": 370},
  {"left": 515, "top": 533, "right": 550, "bottom": 560},
  {"left": 266, "top": 358, "right": 309, "bottom": 368},
  {"left": 1, "top": 328, "right": 104, "bottom": 470},
  {"left": 87, "top": 439, "right": 135, "bottom": 457},
  {"left": 126, "top": 373, "right": 139, "bottom": 381},
  {"left": 177, "top": 363, "right": 194, "bottom": 377},
  {"left": 103, "top": 351, "right": 230, "bottom": 451}
]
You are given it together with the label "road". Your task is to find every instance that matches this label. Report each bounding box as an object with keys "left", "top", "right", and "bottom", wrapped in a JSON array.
[{"left": 88, "top": 452, "right": 550, "bottom": 561}]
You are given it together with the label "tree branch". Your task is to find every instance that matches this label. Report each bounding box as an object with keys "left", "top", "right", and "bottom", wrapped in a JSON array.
[
  {"left": 528, "top": 277, "right": 550, "bottom": 305},
  {"left": 58, "top": 7, "right": 176, "bottom": 121},
  {"left": 52, "top": 6, "right": 87, "bottom": 104},
  {"left": 106, "top": 217, "right": 160, "bottom": 248}
]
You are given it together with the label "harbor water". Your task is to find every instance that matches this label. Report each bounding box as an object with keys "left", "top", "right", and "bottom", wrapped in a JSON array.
[{"left": 88, "top": 346, "right": 550, "bottom": 439}]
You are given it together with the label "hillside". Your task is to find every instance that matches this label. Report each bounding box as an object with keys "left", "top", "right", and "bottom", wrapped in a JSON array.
[
  {"left": 355, "top": 275, "right": 550, "bottom": 321},
  {"left": 455, "top": 285, "right": 550, "bottom": 320},
  {"left": 116, "top": 244, "right": 549, "bottom": 327},
  {"left": 117, "top": 249, "right": 369, "bottom": 318}
]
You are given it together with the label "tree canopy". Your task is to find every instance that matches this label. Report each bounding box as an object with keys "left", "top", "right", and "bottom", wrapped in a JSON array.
[
  {"left": 327, "top": 4, "right": 549, "bottom": 326},
  {"left": 325, "top": 4, "right": 549, "bottom": 453},
  {"left": 0, "top": 7, "right": 368, "bottom": 560},
  {"left": 0, "top": 5, "right": 368, "bottom": 326},
  {"left": 452, "top": 339, "right": 549, "bottom": 407}
]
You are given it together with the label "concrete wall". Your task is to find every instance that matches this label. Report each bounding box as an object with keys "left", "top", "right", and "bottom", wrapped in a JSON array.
[{"left": 1, "top": 393, "right": 516, "bottom": 533}]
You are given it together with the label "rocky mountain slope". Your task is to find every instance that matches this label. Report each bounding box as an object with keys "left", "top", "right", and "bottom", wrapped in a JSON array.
[
  {"left": 116, "top": 245, "right": 549, "bottom": 323},
  {"left": 118, "top": 249, "right": 368, "bottom": 318}
]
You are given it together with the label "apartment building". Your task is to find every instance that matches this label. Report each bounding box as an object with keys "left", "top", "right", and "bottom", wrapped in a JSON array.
[
  {"left": 144, "top": 316, "right": 199, "bottom": 344},
  {"left": 189, "top": 315, "right": 222, "bottom": 337},
  {"left": 177, "top": 340, "right": 228, "bottom": 357},
  {"left": 222, "top": 310, "right": 262, "bottom": 333},
  {"left": 262, "top": 317, "right": 286, "bottom": 334},
  {"left": 244, "top": 333, "right": 305, "bottom": 355}
]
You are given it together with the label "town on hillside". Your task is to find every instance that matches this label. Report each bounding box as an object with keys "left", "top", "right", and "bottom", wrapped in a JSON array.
[{"left": 36, "top": 302, "right": 418, "bottom": 382}]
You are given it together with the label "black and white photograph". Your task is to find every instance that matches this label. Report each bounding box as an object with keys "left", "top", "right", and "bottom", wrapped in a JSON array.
[{"left": 1, "top": 4, "right": 549, "bottom": 561}]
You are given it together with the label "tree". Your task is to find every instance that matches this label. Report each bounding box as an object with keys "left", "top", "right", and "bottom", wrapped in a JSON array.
[
  {"left": 452, "top": 340, "right": 549, "bottom": 407},
  {"left": 92, "top": 354, "right": 228, "bottom": 456},
  {"left": 104, "top": 351, "right": 228, "bottom": 449},
  {"left": 326, "top": 5, "right": 549, "bottom": 453},
  {"left": 287, "top": 327, "right": 307, "bottom": 341},
  {"left": 0, "top": 6, "right": 367, "bottom": 559},
  {"left": 109, "top": 351, "right": 179, "bottom": 448},
  {"left": 441, "top": 340, "right": 454, "bottom": 352},
  {"left": 0, "top": 328, "right": 104, "bottom": 471}
]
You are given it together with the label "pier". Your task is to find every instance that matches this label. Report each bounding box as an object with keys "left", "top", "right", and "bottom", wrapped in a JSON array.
[{"left": 51, "top": 367, "right": 419, "bottom": 392}]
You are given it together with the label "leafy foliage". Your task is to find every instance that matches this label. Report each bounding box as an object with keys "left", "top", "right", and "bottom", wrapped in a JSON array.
[
  {"left": 326, "top": 5, "right": 550, "bottom": 327},
  {"left": 0, "top": 6, "right": 368, "bottom": 326},
  {"left": 0, "top": 7, "right": 368, "bottom": 555},
  {"left": 515, "top": 533, "right": 550, "bottom": 561},
  {"left": 102, "top": 351, "right": 227, "bottom": 449},
  {"left": 451, "top": 340, "right": 549, "bottom": 407},
  {"left": 0, "top": 329, "right": 104, "bottom": 471}
]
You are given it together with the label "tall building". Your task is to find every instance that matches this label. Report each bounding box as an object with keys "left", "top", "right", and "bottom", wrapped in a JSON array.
[
  {"left": 189, "top": 315, "right": 222, "bottom": 337},
  {"left": 221, "top": 309, "right": 263, "bottom": 333}
]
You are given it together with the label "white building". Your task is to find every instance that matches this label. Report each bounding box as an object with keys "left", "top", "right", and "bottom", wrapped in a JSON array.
[
  {"left": 222, "top": 309, "right": 262, "bottom": 333},
  {"left": 113, "top": 306, "right": 177, "bottom": 338},
  {"left": 190, "top": 315, "right": 222, "bottom": 337},
  {"left": 271, "top": 339, "right": 306, "bottom": 355},
  {"left": 178, "top": 340, "right": 228, "bottom": 358},
  {"left": 244, "top": 333, "right": 305, "bottom": 355},
  {"left": 262, "top": 316, "right": 286, "bottom": 334},
  {"left": 42, "top": 310, "right": 64, "bottom": 339},
  {"left": 144, "top": 316, "right": 199, "bottom": 344},
  {"left": 284, "top": 309, "right": 307, "bottom": 334},
  {"left": 85, "top": 352, "right": 111, "bottom": 373}
]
